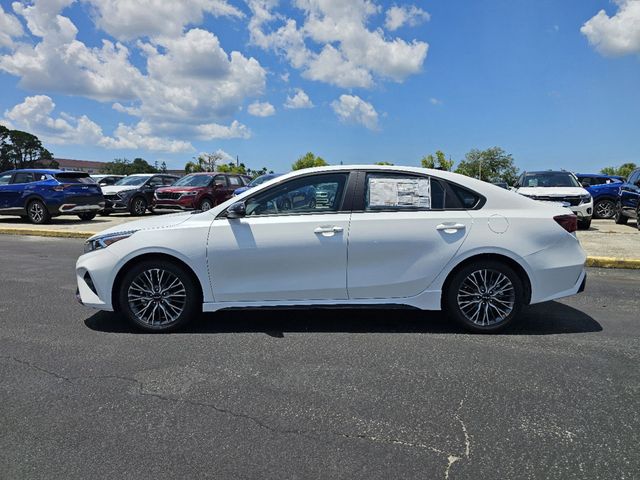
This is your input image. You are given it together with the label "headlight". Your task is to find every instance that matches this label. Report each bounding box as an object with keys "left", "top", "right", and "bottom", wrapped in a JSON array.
[
  {"left": 181, "top": 191, "right": 198, "bottom": 196},
  {"left": 580, "top": 194, "right": 592, "bottom": 204},
  {"left": 84, "top": 230, "right": 137, "bottom": 253}
]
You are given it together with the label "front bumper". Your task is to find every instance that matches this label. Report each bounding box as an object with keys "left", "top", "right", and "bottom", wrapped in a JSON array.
[
  {"left": 76, "top": 249, "right": 118, "bottom": 311},
  {"left": 570, "top": 201, "right": 593, "bottom": 220},
  {"left": 153, "top": 196, "right": 197, "bottom": 210}
]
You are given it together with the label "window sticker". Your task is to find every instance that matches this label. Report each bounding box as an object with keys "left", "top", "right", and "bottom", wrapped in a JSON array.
[{"left": 369, "top": 177, "right": 431, "bottom": 208}]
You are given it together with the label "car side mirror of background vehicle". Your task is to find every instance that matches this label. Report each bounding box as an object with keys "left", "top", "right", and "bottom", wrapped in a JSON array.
[
  {"left": 226, "top": 201, "right": 246, "bottom": 219},
  {"left": 581, "top": 182, "right": 589, "bottom": 188}
]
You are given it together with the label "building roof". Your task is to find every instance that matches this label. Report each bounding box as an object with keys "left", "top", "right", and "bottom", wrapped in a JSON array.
[{"left": 54, "top": 158, "right": 106, "bottom": 170}]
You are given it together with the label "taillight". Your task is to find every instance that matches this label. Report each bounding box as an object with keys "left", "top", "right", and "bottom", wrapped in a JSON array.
[
  {"left": 53, "top": 184, "right": 71, "bottom": 192},
  {"left": 554, "top": 214, "right": 577, "bottom": 233}
]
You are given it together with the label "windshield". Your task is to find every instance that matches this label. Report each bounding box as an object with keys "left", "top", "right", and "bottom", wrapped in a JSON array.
[
  {"left": 172, "top": 175, "right": 212, "bottom": 187},
  {"left": 521, "top": 172, "right": 580, "bottom": 188},
  {"left": 249, "top": 174, "right": 279, "bottom": 187},
  {"left": 114, "top": 176, "right": 149, "bottom": 186}
]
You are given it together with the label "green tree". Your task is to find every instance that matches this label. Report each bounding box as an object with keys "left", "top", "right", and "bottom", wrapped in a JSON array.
[
  {"left": 292, "top": 152, "right": 328, "bottom": 170},
  {"left": 160, "top": 161, "right": 167, "bottom": 173},
  {"left": 101, "top": 157, "right": 157, "bottom": 175},
  {"left": 455, "top": 147, "right": 519, "bottom": 185},
  {"left": 601, "top": 163, "right": 637, "bottom": 179},
  {"left": 217, "top": 162, "right": 248, "bottom": 174},
  {"left": 375, "top": 161, "right": 394, "bottom": 166},
  {"left": 421, "top": 150, "right": 454, "bottom": 171},
  {"left": 0, "top": 126, "right": 54, "bottom": 170}
]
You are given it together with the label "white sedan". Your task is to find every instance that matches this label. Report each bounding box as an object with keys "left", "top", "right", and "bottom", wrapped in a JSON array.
[{"left": 76, "top": 166, "right": 587, "bottom": 333}]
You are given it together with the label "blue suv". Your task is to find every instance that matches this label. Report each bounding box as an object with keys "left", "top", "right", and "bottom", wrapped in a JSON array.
[
  {"left": 576, "top": 173, "right": 624, "bottom": 219},
  {"left": 0, "top": 169, "right": 104, "bottom": 224},
  {"left": 615, "top": 167, "right": 640, "bottom": 229}
]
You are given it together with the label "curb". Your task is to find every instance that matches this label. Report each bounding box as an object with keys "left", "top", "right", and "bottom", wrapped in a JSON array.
[
  {"left": 585, "top": 256, "right": 640, "bottom": 270},
  {"left": 1, "top": 229, "right": 640, "bottom": 269},
  {"left": 0, "top": 228, "right": 94, "bottom": 239}
]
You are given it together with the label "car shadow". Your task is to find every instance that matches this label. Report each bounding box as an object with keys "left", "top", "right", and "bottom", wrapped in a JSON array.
[{"left": 84, "top": 301, "right": 602, "bottom": 336}]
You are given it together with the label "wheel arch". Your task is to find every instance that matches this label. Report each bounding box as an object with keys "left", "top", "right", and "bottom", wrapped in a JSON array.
[
  {"left": 111, "top": 252, "right": 204, "bottom": 312},
  {"left": 440, "top": 253, "right": 532, "bottom": 308}
]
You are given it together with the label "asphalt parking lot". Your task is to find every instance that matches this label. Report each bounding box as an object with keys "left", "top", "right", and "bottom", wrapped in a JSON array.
[{"left": 1, "top": 235, "right": 638, "bottom": 479}]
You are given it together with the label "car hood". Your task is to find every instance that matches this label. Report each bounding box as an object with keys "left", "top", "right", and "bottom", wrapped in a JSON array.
[
  {"left": 88, "top": 211, "right": 195, "bottom": 240},
  {"left": 101, "top": 185, "right": 139, "bottom": 195},
  {"left": 516, "top": 186, "right": 588, "bottom": 197}
]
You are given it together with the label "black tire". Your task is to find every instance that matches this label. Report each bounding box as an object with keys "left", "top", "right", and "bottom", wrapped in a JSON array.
[
  {"left": 578, "top": 218, "right": 591, "bottom": 230},
  {"left": 593, "top": 199, "right": 616, "bottom": 219},
  {"left": 117, "top": 259, "right": 201, "bottom": 332},
  {"left": 444, "top": 260, "right": 525, "bottom": 333},
  {"left": 129, "top": 196, "right": 147, "bottom": 216},
  {"left": 26, "top": 199, "right": 51, "bottom": 225},
  {"left": 99, "top": 211, "right": 111, "bottom": 216},
  {"left": 199, "top": 198, "right": 214, "bottom": 211},
  {"left": 614, "top": 204, "right": 628, "bottom": 225},
  {"left": 78, "top": 212, "right": 96, "bottom": 221}
]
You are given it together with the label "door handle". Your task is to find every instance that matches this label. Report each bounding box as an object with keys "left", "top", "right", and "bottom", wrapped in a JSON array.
[
  {"left": 314, "top": 226, "right": 343, "bottom": 234},
  {"left": 436, "top": 223, "right": 466, "bottom": 232}
]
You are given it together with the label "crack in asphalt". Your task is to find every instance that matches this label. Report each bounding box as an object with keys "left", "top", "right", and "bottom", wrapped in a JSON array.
[{"left": 3, "top": 354, "right": 472, "bottom": 477}]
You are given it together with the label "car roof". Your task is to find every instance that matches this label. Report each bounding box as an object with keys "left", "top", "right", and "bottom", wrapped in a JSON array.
[
  {"left": 522, "top": 170, "right": 574, "bottom": 175},
  {"left": 575, "top": 173, "right": 617, "bottom": 178},
  {"left": 1, "top": 168, "right": 67, "bottom": 174}
]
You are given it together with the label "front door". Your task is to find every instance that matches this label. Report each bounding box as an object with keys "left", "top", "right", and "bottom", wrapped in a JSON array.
[
  {"left": 0, "top": 172, "right": 14, "bottom": 209},
  {"left": 208, "top": 172, "right": 351, "bottom": 302},
  {"left": 347, "top": 172, "right": 473, "bottom": 299}
]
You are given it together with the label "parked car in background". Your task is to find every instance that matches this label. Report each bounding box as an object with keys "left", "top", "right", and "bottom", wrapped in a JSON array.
[
  {"left": 101, "top": 174, "right": 179, "bottom": 216},
  {"left": 574, "top": 174, "right": 623, "bottom": 219},
  {"left": 233, "top": 173, "right": 283, "bottom": 196},
  {"left": 0, "top": 169, "right": 104, "bottom": 224},
  {"left": 576, "top": 173, "right": 625, "bottom": 186},
  {"left": 90, "top": 174, "right": 124, "bottom": 186},
  {"left": 513, "top": 170, "right": 593, "bottom": 229},
  {"left": 77, "top": 165, "right": 587, "bottom": 334},
  {"left": 615, "top": 167, "right": 640, "bottom": 229},
  {"left": 153, "top": 173, "right": 248, "bottom": 211}
]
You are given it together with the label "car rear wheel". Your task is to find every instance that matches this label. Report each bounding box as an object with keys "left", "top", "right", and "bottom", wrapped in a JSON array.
[
  {"left": 78, "top": 212, "right": 96, "bottom": 221},
  {"left": 118, "top": 260, "right": 200, "bottom": 332},
  {"left": 199, "top": 198, "right": 214, "bottom": 211},
  {"left": 130, "top": 196, "right": 147, "bottom": 216},
  {"left": 614, "top": 205, "right": 628, "bottom": 225},
  {"left": 444, "top": 260, "right": 524, "bottom": 333},
  {"left": 594, "top": 199, "right": 615, "bottom": 219},
  {"left": 27, "top": 199, "right": 51, "bottom": 225}
]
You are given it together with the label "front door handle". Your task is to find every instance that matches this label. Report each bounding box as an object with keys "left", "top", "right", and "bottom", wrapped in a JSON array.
[
  {"left": 436, "top": 223, "right": 466, "bottom": 233},
  {"left": 314, "top": 226, "right": 343, "bottom": 234}
]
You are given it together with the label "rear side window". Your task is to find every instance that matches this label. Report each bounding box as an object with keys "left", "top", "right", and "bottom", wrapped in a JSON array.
[
  {"left": 228, "top": 176, "right": 242, "bottom": 186},
  {"left": 163, "top": 177, "right": 176, "bottom": 186},
  {"left": 365, "top": 173, "right": 443, "bottom": 210},
  {"left": 447, "top": 183, "right": 481, "bottom": 209},
  {"left": 12, "top": 172, "right": 34, "bottom": 184},
  {"left": 214, "top": 175, "right": 227, "bottom": 186},
  {"left": 54, "top": 172, "right": 93, "bottom": 184}
]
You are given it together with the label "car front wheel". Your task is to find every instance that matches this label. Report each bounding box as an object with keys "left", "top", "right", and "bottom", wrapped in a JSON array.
[
  {"left": 614, "top": 204, "right": 628, "bottom": 225},
  {"left": 78, "top": 212, "right": 96, "bottom": 221},
  {"left": 129, "top": 196, "right": 147, "bottom": 216},
  {"left": 199, "top": 198, "right": 214, "bottom": 211},
  {"left": 444, "top": 260, "right": 524, "bottom": 333},
  {"left": 118, "top": 260, "right": 200, "bottom": 332}
]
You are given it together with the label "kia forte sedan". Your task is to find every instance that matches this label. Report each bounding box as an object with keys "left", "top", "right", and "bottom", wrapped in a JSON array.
[{"left": 76, "top": 166, "right": 587, "bottom": 333}]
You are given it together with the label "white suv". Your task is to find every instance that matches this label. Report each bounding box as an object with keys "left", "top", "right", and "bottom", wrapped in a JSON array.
[{"left": 513, "top": 171, "right": 593, "bottom": 229}]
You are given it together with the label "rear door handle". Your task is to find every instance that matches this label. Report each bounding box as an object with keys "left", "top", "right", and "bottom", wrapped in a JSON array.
[
  {"left": 436, "top": 223, "right": 466, "bottom": 232},
  {"left": 314, "top": 226, "right": 343, "bottom": 234}
]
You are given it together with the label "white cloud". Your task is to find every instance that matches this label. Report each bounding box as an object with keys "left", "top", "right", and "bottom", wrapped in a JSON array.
[
  {"left": 0, "top": 4, "right": 24, "bottom": 48},
  {"left": 4, "top": 95, "right": 194, "bottom": 153},
  {"left": 331, "top": 94, "right": 379, "bottom": 130},
  {"left": 581, "top": 0, "right": 640, "bottom": 56},
  {"left": 85, "top": 0, "right": 244, "bottom": 40},
  {"left": 385, "top": 5, "right": 430, "bottom": 31},
  {"left": 0, "top": 2, "right": 266, "bottom": 150},
  {"left": 284, "top": 88, "right": 313, "bottom": 109},
  {"left": 429, "top": 97, "right": 442, "bottom": 105},
  {"left": 247, "top": 101, "right": 276, "bottom": 117},
  {"left": 248, "top": 0, "right": 428, "bottom": 88}
]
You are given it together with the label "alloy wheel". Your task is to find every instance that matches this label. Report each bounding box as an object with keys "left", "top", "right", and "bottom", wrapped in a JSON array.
[
  {"left": 29, "top": 202, "right": 44, "bottom": 223},
  {"left": 127, "top": 268, "right": 187, "bottom": 326},
  {"left": 595, "top": 200, "right": 615, "bottom": 219},
  {"left": 133, "top": 198, "right": 146, "bottom": 215},
  {"left": 456, "top": 269, "right": 515, "bottom": 326},
  {"left": 200, "top": 199, "right": 213, "bottom": 211}
]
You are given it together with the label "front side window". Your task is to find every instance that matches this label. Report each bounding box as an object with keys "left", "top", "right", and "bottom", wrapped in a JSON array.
[
  {"left": 365, "top": 173, "right": 442, "bottom": 210},
  {"left": 245, "top": 173, "right": 348, "bottom": 216},
  {"left": 115, "top": 176, "right": 148, "bottom": 186},
  {"left": 12, "top": 172, "right": 34, "bottom": 184}
]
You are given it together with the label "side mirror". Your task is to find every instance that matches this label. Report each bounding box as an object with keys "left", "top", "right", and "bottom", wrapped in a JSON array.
[
  {"left": 581, "top": 182, "right": 589, "bottom": 188},
  {"left": 226, "top": 201, "right": 246, "bottom": 219}
]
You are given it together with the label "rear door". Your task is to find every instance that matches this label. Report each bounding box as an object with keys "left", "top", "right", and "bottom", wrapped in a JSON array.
[
  {"left": 226, "top": 175, "right": 243, "bottom": 200},
  {"left": 346, "top": 172, "right": 474, "bottom": 299}
]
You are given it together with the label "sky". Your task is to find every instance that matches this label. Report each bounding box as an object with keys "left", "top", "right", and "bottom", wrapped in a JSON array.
[{"left": 0, "top": 0, "right": 639, "bottom": 173}]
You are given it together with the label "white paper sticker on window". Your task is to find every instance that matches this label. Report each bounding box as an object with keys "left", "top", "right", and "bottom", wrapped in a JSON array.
[{"left": 369, "top": 177, "right": 431, "bottom": 208}]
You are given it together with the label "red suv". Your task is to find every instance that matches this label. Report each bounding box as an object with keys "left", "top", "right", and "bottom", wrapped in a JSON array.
[{"left": 153, "top": 173, "right": 249, "bottom": 211}]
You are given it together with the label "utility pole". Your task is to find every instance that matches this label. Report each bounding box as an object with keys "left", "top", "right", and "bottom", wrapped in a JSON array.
[{"left": 236, "top": 155, "right": 239, "bottom": 167}]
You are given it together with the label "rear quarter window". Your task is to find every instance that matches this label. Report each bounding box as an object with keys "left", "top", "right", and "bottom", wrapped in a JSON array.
[{"left": 446, "top": 183, "right": 482, "bottom": 209}]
